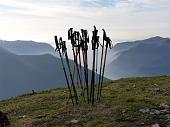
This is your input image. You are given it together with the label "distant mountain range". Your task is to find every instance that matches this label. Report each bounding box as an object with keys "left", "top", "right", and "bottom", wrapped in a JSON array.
[
  {"left": 1, "top": 37, "right": 170, "bottom": 99},
  {"left": 0, "top": 47, "right": 66, "bottom": 99},
  {"left": 0, "top": 40, "right": 56, "bottom": 56},
  {"left": 106, "top": 36, "right": 170, "bottom": 79},
  {"left": 0, "top": 40, "right": 108, "bottom": 100}
]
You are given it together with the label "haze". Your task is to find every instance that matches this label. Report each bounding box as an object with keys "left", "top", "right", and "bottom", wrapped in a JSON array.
[{"left": 0, "top": 0, "right": 169, "bottom": 46}]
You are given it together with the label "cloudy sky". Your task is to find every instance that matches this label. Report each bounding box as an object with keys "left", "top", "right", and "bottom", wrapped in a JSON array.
[{"left": 0, "top": 0, "right": 169, "bottom": 46}]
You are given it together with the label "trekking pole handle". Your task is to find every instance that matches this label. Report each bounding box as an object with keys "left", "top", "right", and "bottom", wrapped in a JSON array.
[
  {"left": 54, "top": 36, "right": 61, "bottom": 51},
  {"left": 68, "top": 28, "right": 73, "bottom": 40},
  {"left": 92, "top": 26, "right": 100, "bottom": 50},
  {"left": 102, "top": 29, "right": 113, "bottom": 49}
]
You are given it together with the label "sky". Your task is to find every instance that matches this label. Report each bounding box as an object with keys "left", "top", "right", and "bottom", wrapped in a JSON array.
[{"left": 0, "top": 0, "right": 169, "bottom": 46}]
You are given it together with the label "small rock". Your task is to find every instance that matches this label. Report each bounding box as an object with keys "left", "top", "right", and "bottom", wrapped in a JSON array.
[
  {"left": 139, "top": 108, "right": 150, "bottom": 113},
  {"left": 159, "top": 103, "right": 170, "bottom": 110},
  {"left": 160, "top": 109, "right": 169, "bottom": 114},
  {"left": 166, "top": 114, "right": 170, "bottom": 120},
  {"left": 150, "top": 110, "right": 161, "bottom": 115},
  {"left": 154, "top": 84, "right": 158, "bottom": 87},
  {"left": 31, "top": 90, "right": 36, "bottom": 95},
  {"left": 0, "top": 111, "right": 10, "bottom": 126},
  {"left": 70, "top": 119, "right": 79, "bottom": 124},
  {"left": 154, "top": 110, "right": 161, "bottom": 115},
  {"left": 151, "top": 123, "right": 160, "bottom": 127},
  {"left": 35, "top": 114, "right": 48, "bottom": 119},
  {"left": 132, "top": 84, "right": 136, "bottom": 88},
  {"left": 150, "top": 111, "right": 155, "bottom": 115},
  {"left": 122, "top": 110, "right": 126, "bottom": 113},
  {"left": 155, "top": 88, "right": 160, "bottom": 92},
  {"left": 141, "top": 122, "right": 145, "bottom": 125},
  {"left": 19, "top": 115, "right": 26, "bottom": 118}
]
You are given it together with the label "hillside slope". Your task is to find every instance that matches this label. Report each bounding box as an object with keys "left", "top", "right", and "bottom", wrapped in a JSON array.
[
  {"left": 0, "top": 47, "right": 67, "bottom": 100},
  {"left": 0, "top": 76, "right": 169, "bottom": 127},
  {"left": 0, "top": 47, "right": 108, "bottom": 100}
]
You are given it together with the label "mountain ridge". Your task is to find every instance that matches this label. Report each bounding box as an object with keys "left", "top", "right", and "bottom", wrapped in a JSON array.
[
  {"left": 0, "top": 40, "right": 56, "bottom": 56},
  {"left": 0, "top": 47, "right": 109, "bottom": 100},
  {"left": 106, "top": 36, "right": 170, "bottom": 79},
  {"left": 0, "top": 47, "right": 65, "bottom": 100}
]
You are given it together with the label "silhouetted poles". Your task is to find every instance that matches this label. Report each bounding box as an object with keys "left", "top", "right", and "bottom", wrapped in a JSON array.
[
  {"left": 90, "top": 26, "right": 100, "bottom": 105},
  {"left": 59, "top": 37, "right": 79, "bottom": 104},
  {"left": 68, "top": 29, "right": 83, "bottom": 90},
  {"left": 98, "top": 29, "right": 112, "bottom": 101},
  {"left": 80, "top": 29, "right": 90, "bottom": 103},
  {"left": 97, "top": 29, "right": 105, "bottom": 100},
  {"left": 54, "top": 36, "right": 74, "bottom": 105},
  {"left": 74, "top": 31, "right": 83, "bottom": 89},
  {"left": 54, "top": 26, "right": 112, "bottom": 106}
]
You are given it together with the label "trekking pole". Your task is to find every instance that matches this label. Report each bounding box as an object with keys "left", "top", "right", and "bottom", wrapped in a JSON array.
[
  {"left": 81, "top": 29, "right": 89, "bottom": 103},
  {"left": 90, "top": 26, "right": 99, "bottom": 105},
  {"left": 68, "top": 28, "right": 79, "bottom": 88},
  {"left": 85, "top": 43, "right": 89, "bottom": 103},
  {"left": 74, "top": 31, "right": 87, "bottom": 102},
  {"left": 54, "top": 36, "right": 74, "bottom": 105},
  {"left": 98, "top": 29, "right": 112, "bottom": 101},
  {"left": 95, "top": 47, "right": 98, "bottom": 99},
  {"left": 68, "top": 29, "right": 83, "bottom": 89},
  {"left": 97, "top": 29, "right": 105, "bottom": 100},
  {"left": 76, "top": 32, "right": 84, "bottom": 89},
  {"left": 96, "top": 48, "right": 98, "bottom": 75},
  {"left": 59, "top": 37, "right": 79, "bottom": 104}
]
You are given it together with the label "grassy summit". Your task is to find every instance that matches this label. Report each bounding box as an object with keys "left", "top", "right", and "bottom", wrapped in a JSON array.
[{"left": 0, "top": 76, "right": 170, "bottom": 127}]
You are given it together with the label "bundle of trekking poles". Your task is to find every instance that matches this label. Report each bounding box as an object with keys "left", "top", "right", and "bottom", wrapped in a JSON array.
[{"left": 54, "top": 26, "right": 112, "bottom": 106}]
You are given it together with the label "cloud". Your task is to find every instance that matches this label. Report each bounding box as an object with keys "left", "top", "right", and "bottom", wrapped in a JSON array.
[
  {"left": 0, "top": 0, "right": 169, "bottom": 44},
  {"left": 0, "top": 0, "right": 169, "bottom": 19}
]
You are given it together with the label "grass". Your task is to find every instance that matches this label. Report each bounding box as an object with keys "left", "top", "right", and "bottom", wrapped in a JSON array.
[{"left": 0, "top": 76, "right": 170, "bottom": 127}]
